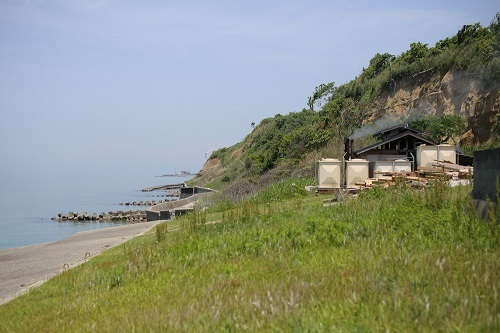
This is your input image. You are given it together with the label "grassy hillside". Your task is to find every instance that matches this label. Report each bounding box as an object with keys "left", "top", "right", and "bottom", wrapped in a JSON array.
[
  {"left": 0, "top": 181, "right": 498, "bottom": 331},
  {"left": 192, "top": 13, "right": 499, "bottom": 197},
  {"left": 1, "top": 14, "right": 499, "bottom": 333}
]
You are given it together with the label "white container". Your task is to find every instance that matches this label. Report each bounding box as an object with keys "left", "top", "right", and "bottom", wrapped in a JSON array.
[
  {"left": 374, "top": 159, "right": 411, "bottom": 177},
  {"left": 317, "top": 158, "right": 342, "bottom": 188},
  {"left": 436, "top": 144, "right": 456, "bottom": 164},
  {"left": 373, "top": 161, "right": 394, "bottom": 175},
  {"left": 346, "top": 159, "right": 369, "bottom": 188},
  {"left": 417, "top": 144, "right": 456, "bottom": 167},
  {"left": 393, "top": 159, "right": 412, "bottom": 173},
  {"left": 417, "top": 145, "right": 436, "bottom": 167}
]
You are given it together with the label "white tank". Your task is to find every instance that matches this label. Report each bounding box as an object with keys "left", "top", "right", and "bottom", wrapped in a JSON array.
[
  {"left": 317, "top": 158, "right": 341, "bottom": 188},
  {"left": 375, "top": 159, "right": 412, "bottom": 172},
  {"left": 417, "top": 144, "right": 456, "bottom": 167},
  {"left": 393, "top": 159, "right": 412, "bottom": 173},
  {"left": 346, "top": 159, "right": 369, "bottom": 188},
  {"left": 374, "top": 161, "right": 393, "bottom": 175},
  {"left": 436, "top": 144, "right": 456, "bottom": 164}
]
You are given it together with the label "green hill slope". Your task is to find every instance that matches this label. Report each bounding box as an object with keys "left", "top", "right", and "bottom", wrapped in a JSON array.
[{"left": 192, "top": 13, "right": 500, "bottom": 199}]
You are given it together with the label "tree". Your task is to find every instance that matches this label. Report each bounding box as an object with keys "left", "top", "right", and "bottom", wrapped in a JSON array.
[
  {"left": 339, "top": 101, "right": 367, "bottom": 138},
  {"left": 457, "top": 23, "right": 484, "bottom": 45},
  {"left": 400, "top": 42, "right": 429, "bottom": 64},
  {"left": 307, "top": 82, "right": 335, "bottom": 111},
  {"left": 321, "top": 97, "right": 367, "bottom": 137},
  {"left": 489, "top": 12, "right": 500, "bottom": 35},
  {"left": 411, "top": 114, "right": 466, "bottom": 144},
  {"left": 362, "top": 52, "right": 395, "bottom": 80}
]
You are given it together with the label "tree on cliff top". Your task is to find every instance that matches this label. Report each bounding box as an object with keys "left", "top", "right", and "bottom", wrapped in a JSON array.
[{"left": 411, "top": 114, "right": 467, "bottom": 144}]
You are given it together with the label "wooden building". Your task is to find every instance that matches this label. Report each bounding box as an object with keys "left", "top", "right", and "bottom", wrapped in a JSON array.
[
  {"left": 351, "top": 125, "right": 436, "bottom": 164},
  {"left": 347, "top": 124, "right": 472, "bottom": 172}
]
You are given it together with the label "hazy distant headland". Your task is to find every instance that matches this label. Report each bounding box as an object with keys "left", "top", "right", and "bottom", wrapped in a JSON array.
[{"left": 156, "top": 171, "right": 196, "bottom": 177}]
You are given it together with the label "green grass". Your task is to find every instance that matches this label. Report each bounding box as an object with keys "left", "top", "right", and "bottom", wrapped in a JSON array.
[{"left": 0, "top": 183, "right": 498, "bottom": 332}]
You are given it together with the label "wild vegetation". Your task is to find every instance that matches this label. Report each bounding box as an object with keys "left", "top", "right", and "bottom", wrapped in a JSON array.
[
  {"left": 1, "top": 14, "right": 499, "bottom": 333},
  {"left": 0, "top": 181, "right": 497, "bottom": 332},
  {"left": 410, "top": 114, "right": 467, "bottom": 144},
  {"left": 192, "top": 14, "right": 499, "bottom": 197}
]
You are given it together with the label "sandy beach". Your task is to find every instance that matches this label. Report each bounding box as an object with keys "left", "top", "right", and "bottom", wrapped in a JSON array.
[{"left": 0, "top": 221, "right": 159, "bottom": 306}]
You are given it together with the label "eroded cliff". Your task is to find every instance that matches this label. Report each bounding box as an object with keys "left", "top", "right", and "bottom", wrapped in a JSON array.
[{"left": 373, "top": 70, "right": 499, "bottom": 144}]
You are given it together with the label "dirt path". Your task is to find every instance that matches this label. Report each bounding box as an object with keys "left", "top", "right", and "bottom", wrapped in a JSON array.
[{"left": 0, "top": 221, "right": 159, "bottom": 305}]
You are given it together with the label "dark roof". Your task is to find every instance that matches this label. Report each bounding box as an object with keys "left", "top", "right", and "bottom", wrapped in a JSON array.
[
  {"left": 354, "top": 130, "right": 437, "bottom": 155},
  {"left": 373, "top": 124, "right": 421, "bottom": 136}
]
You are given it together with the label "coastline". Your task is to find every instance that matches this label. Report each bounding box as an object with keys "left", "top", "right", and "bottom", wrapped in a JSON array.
[
  {"left": 0, "top": 220, "right": 160, "bottom": 306},
  {"left": 0, "top": 174, "right": 186, "bottom": 250}
]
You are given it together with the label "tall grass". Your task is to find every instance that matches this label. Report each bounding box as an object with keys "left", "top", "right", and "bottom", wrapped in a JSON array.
[
  {"left": 249, "top": 177, "right": 313, "bottom": 204},
  {"left": 0, "top": 182, "right": 498, "bottom": 332}
]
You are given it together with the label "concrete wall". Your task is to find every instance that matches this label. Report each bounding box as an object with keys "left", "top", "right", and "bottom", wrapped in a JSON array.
[
  {"left": 472, "top": 148, "right": 499, "bottom": 220},
  {"left": 146, "top": 187, "right": 214, "bottom": 222},
  {"left": 179, "top": 186, "right": 214, "bottom": 199}
]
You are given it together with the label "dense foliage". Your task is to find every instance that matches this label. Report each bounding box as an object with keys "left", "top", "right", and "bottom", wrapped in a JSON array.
[
  {"left": 410, "top": 114, "right": 467, "bottom": 144},
  {"left": 244, "top": 110, "right": 332, "bottom": 174}
]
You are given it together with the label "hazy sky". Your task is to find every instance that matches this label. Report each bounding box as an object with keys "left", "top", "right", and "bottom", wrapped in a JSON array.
[{"left": 0, "top": 1, "right": 498, "bottom": 180}]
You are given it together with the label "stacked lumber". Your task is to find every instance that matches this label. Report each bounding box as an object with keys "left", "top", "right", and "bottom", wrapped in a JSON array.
[
  {"left": 365, "top": 171, "right": 428, "bottom": 189},
  {"left": 431, "top": 161, "right": 473, "bottom": 178},
  {"left": 415, "top": 162, "right": 472, "bottom": 181},
  {"left": 316, "top": 187, "right": 338, "bottom": 195},
  {"left": 352, "top": 161, "right": 472, "bottom": 189}
]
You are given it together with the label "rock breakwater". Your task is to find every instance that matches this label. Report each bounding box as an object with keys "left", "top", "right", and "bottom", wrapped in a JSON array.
[
  {"left": 141, "top": 183, "right": 185, "bottom": 192},
  {"left": 52, "top": 210, "right": 147, "bottom": 223},
  {"left": 118, "top": 199, "right": 173, "bottom": 206}
]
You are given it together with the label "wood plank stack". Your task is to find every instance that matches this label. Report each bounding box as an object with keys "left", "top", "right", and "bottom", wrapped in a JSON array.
[
  {"left": 351, "top": 160, "right": 473, "bottom": 190},
  {"left": 431, "top": 161, "right": 473, "bottom": 178}
]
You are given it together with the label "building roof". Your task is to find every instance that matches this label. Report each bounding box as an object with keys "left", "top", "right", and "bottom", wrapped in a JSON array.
[
  {"left": 354, "top": 130, "right": 437, "bottom": 155},
  {"left": 373, "top": 123, "right": 420, "bottom": 137}
]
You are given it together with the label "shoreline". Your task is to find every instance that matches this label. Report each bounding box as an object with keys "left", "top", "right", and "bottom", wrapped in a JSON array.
[
  {"left": 0, "top": 220, "right": 160, "bottom": 306},
  {"left": 0, "top": 174, "right": 186, "bottom": 251}
]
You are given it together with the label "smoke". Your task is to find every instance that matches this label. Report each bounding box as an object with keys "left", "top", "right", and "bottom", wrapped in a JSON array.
[
  {"left": 348, "top": 96, "right": 441, "bottom": 140},
  {"left": 348, "top": 114, "right": 403, "bottom": 140}
]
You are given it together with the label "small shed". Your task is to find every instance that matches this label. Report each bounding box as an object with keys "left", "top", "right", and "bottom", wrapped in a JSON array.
[
  {"left": 350, "top": 124, "right": 473, "bottom": 173},
  {"left": 352, "top": 125, "right": 436, "bottom": 170}
]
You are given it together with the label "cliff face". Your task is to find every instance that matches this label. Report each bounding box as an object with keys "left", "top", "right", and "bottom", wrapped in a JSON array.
[{"left": 373, "top": 70, "right": 499, "bottom": 144}]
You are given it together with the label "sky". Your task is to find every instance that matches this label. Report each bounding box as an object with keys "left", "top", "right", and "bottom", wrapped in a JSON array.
[{"left": 0, "top": 0, "right": 498, "bottom": 180}]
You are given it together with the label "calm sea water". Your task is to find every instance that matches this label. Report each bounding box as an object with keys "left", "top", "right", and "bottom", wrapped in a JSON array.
[{"left": 0, "top": 173, "right": 190, "bottom": 250}]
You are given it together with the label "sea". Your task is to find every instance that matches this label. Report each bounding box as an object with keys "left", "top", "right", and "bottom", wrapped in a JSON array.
[{"left": 0, "top": 173, "right": 190, "bottom": 250}]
